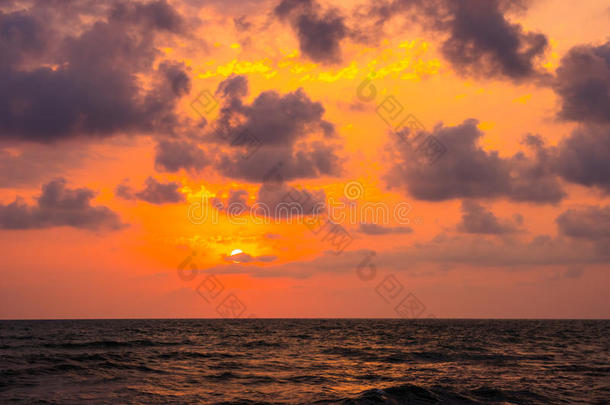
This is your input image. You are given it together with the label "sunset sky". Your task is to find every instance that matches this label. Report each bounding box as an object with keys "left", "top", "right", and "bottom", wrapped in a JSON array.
[{"left": 1, "top": 0, "right": 609, "bottom": 319}]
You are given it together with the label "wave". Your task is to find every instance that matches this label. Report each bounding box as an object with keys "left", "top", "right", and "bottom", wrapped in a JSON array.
[
  {"left": 241, "top": 339, "right": 285, "bottom": 349},
  {"left": 41, "top": 339, "right": 187, "bottom": 349},
  {"left": 311, "top": 383, "right": 554, "bottom": 404},
  {"left": 313, "top": 384, "right": 479, "bottom": 404}
]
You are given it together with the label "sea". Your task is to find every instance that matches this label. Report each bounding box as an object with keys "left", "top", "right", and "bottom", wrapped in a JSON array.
[{"left": 1, "top": 319, "right": 608, "bottom": 404}]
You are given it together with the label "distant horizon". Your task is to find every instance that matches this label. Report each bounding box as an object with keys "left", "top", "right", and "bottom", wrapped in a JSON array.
[{"left": 2, "top": 317, "right": 609, "bottom": 321}]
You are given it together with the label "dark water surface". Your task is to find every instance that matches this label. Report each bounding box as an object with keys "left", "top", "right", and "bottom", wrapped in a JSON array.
[{"left": 1, "top": 319, "right": 608, "bottom": 404}]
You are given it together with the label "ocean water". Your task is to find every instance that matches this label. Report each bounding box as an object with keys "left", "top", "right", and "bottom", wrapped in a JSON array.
[{"left": 1, "top": 319, "right": 608, "bottom": 404}]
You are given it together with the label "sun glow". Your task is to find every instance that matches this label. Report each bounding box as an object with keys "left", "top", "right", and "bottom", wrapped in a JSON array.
[{"left": 230, "top": 249, "right": 243, "bottom": 256}]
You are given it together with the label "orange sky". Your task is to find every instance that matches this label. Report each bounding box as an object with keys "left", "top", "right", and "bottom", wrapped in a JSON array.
[{"left": 0, "top": 0, "right": 609, "bottom": 319}]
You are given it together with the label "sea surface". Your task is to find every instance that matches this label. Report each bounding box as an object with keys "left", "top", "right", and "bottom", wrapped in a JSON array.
[{"left": 1, "top": 319, "right": 608, "bottom": 404}]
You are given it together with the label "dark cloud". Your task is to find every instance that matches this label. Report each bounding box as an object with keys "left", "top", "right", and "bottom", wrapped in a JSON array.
[
  {"left": 115, "top": 177, "right": 184, "bottom": 205},
  {"left": 386, "top": 119, "right": 508, "bottom": 200},
  {"left": 108, "top": 0, "right": 185, "bottom": 33},
  {"left": 135, "top": 177, "right": 184, "bottom": 204},
  {"left": 555, "top": 125, "right": 610, "bottom": 194},
  {"left": 368, "top": 0, "right": 549, "bottom": 80},
  {"left": 115, "top": 183, "right": 133, "bottom": 200},
  {"left": 217, "top": 142, "right": 341, "bottom": 183},
  {"left": 0, "top": 144, "right": 90, "bottom": 188},
  {"left": 160, "top": 61, "right": 191, "bottom": 96},
  {"left": 550, "top": 42, "right": 610, "bottom": 194},
  {"left": 154, "top": 140, "right": 208, "bottom": 173},
  {"left": 359, "top": 223, "right": 413, "bottom": 235},
  {"left": 457, "top": 200, "right": 518, "bottom": 234},
  {"left": 209, "top": 186, "right": 327, "bottom": 222},
  {"left": 556, "top": 205, "right": 610, "bottom": 241},
  {"left": 0, "top": 178, "right": 124, "bottom": 230},
  {"left": 274, "top": 0, "right": 348, "bottom": 64},
  {"left": 225, "top": 190, "right": 249, "bottom": 215},
  {"left": 233, "top": 16, "right": 252, "bottom": 31},
  {"left": 214, "top": 75, "right": 334, "bottom": 146},
  {"left": 215, "top": 74, "right": 249, "bottom": 101},
  {"left": 438, "top": 0, "right": 548, "bottom": 80},
  {"left": 256, "top": 181, "right": 325, "bottom": 219},
  {"left": 0, "top": 8, "right": 49, "bottom": 69},
  {"left": 385, "top": 119, "right": 564, "bottom": 203},
  {"left": 554, "top": 41, "right": 610, "bottom": 124},
  {"left": 508, "top": 134, "right": 565, "bottom": 203},
  {"left": 0, "top": 0, "right": 189, "bottom": 141},
  {"left": 170, "top": 75, "right": 341, "bottom": 183},
  {"left": 211, "top": 189, "right": 250, "bottom": 215}
]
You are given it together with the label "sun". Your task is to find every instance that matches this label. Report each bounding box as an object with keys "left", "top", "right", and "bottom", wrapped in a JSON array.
[{"left": 230, "top": 249, "right": 243, "bottom": 256}]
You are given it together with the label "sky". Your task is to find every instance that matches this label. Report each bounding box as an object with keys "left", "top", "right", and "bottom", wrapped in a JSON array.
[{"left": 0, "top": 0, "right": 609, "bottom": 319}]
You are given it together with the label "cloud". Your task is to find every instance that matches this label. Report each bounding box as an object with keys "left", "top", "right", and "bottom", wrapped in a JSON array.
[
  {"left": 115, "top": 182, "right": 135, "bottom": 200},
  {"left": 203, "top": 250, "right": 364, "bottom": 279},
  {"left": 273, "top": 0, "right": 549, "bottom": 78},
  {"left": 182, "top": 0, "right": 269, "bottom": 16},
  {"left": 215, "top": 74, "right": 249, "bottom": 100},
  {"left": 368, "top": 0, "right": 549, "bottom": 81},
  {"left": 159, "top": 75, "right": 341, "bottom": 183},
  {"left": 359, "top": 223, "right": 413, "bottom": 235},
  {"left": 555, "top": 125, "right": 610, "bottom": 193},
  {"left": 159, "top": 61, "right": 191, "bottom": 97},
  {"left": 213, "top": 75, "right": 334, "bottom": 147},
  {"left": 208, "top": 184, "right": 326, "bottom": 221},
  {"left": 437, "top": 0, "right": 548, "bottom": 80},
  {"left": 556, "top": 205, "right": 610, "bottom": 257},
  {"left": 256, "top": 181, "right": 326, "bottom": 219},
  {"left": 233, "top": 16, "right": 252, "bottom": 31},
  {"left": 154, "top": 140, "right": 208, "bottom": 173},
  {"left": 457, "top": 200, "right": 519, "bottom": 234},
  {"left": 0, "top": 7, "right": 49, "bottom": 70},
  {"left": 563, "top": 267, "right": 584, "bottom": 279},
  {"left": 556, "top": 205, "right": 610, "bottom": 241},
  {"left": 222, "top": 251, "right": 278, "bottom": 264},
  {"left": 211, "top": 189, "right": 250, "bottom": 215},
  {"left": 274, "top": 0, "right": 348, "bottom": 64},
  {"left": 199, "top": 230, "right": 610, "bottom": 279},
  {"left": 115, "top": 177, "right": 184, "bottom": 205},
  {"left": 389, "top": 232, "right": 610, "bottom": 268},
  {"left": 0, "top": 144, "right": 90, "bottom": 188},
  {"left": 216, "top": 142, "right": 341, "bottom": 183},
  {"left": 0, "top": 0, "right": 189, "bottom": 141},
  {"left": 108, "top": 0, "right": 185, "bottom": 33},
  {"left": 0, "top": 178, "right": 124, "bottom": 230},
  {"left": 385, "top": 119, "right": 565, "bottom": 203},
  {"left": 554, "top": 41, "right": 610, "bottom": 124},
  {"left": 508, "top": 134, "right": 565, "bottom": 203}
]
